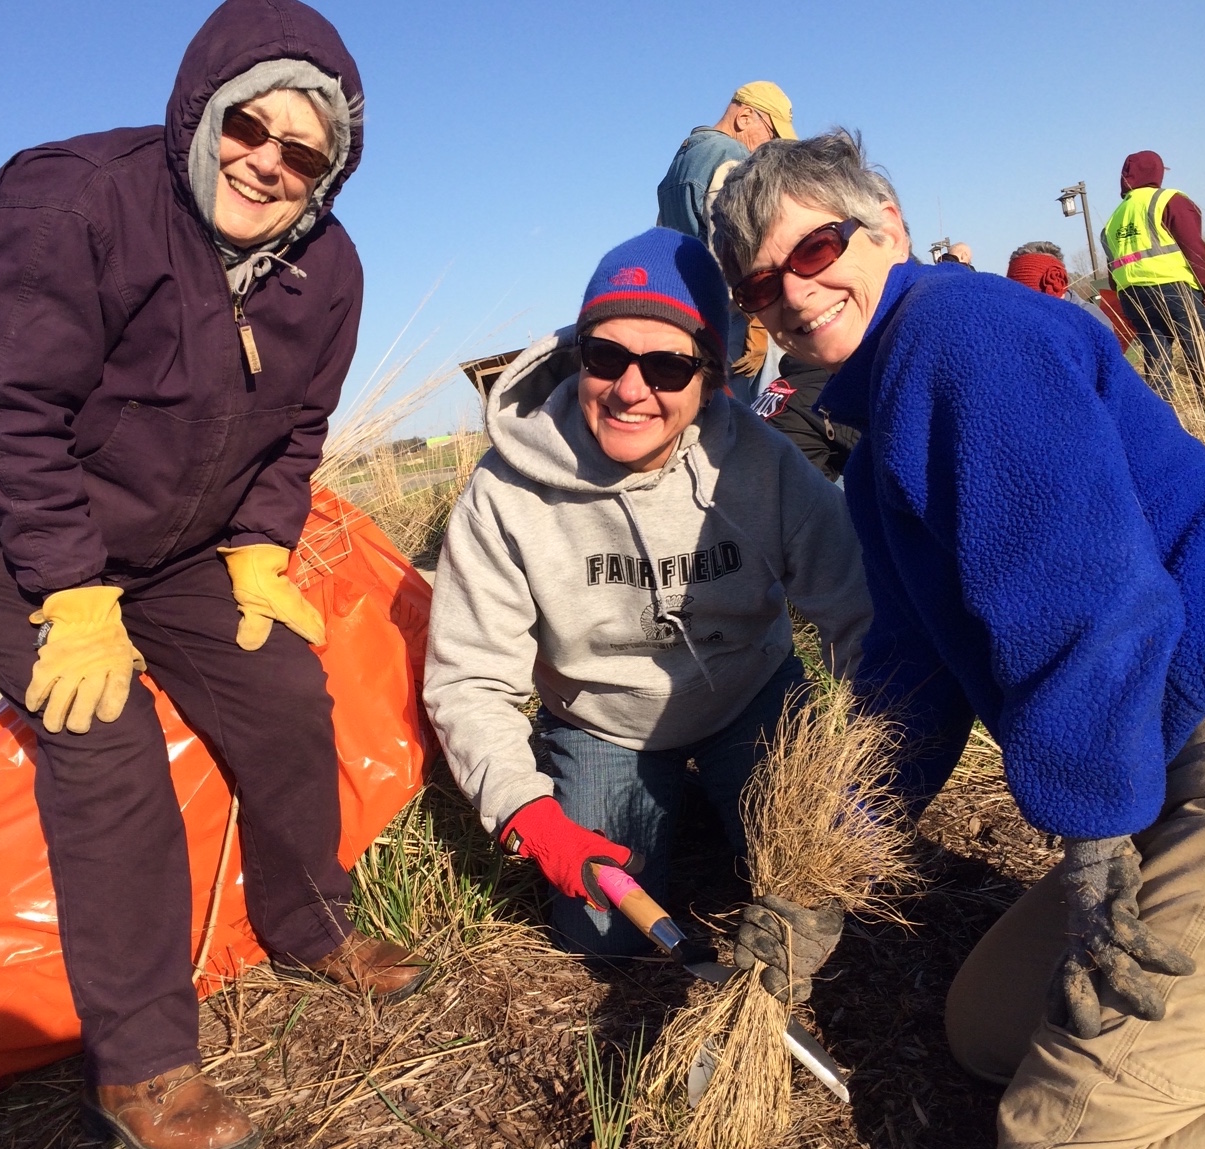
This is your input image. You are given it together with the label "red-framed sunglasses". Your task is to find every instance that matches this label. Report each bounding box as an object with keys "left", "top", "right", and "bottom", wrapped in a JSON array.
[
  {"left": 578, "top": 335, "right": 704, "bottom": 392},
  {"left": 733, "top": 219, "right": 863, "bottom": 313},
  {"left": 221, "top": 107, "right": 332, "bottom": 180}
]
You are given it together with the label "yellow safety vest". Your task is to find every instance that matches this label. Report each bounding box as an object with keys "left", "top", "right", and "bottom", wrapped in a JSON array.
[{"left": 1103, "top": 187, "right": 1201, "bottom": 291}]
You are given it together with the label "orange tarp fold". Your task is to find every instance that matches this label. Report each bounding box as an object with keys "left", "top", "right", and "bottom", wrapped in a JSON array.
[{"left": 0, "top": 488, "right": 434, "bottom": 1077}]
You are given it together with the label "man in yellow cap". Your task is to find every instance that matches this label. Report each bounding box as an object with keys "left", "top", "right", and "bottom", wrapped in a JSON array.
[
  {"left": 657, "top": 81, "right": 797, "bottom": 401},
  {"left": 657, "top": 81, "right": 796, "bottom": 251}
]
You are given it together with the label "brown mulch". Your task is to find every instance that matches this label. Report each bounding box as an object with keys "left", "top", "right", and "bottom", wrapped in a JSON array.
[{"left": 0, "top": 755, "right": 1059, "bottom": 1149}]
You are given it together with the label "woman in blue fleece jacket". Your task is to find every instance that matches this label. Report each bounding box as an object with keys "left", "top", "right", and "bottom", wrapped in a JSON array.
[{"left": 711, "top": 132, "right": 1205, "bottom": 1149}]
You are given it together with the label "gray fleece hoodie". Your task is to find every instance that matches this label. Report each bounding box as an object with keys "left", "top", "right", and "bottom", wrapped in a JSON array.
[{"left": 423, "top": 327, "right": 873, "bottom": 835}]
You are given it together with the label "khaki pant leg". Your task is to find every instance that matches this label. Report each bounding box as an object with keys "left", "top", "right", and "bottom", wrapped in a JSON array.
[
  {"left": 993, "top": 729, "right": 1205, "bottom": 1148},
  {"left": 945, "top": 865, "right": 1068, "bottom": 1084}
]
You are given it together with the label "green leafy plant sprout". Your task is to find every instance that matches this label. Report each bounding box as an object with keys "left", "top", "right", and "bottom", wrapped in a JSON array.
[{"left": 577, "top": 1017, "right": 645, "bottom": 1149}]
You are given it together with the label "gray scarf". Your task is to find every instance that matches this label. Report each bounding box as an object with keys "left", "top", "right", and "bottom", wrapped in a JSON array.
[{"left": 187, "top": 58, "right": 352, "bottom": 294}]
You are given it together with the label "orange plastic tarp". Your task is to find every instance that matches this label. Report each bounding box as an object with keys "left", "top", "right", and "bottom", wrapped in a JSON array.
[{"left": 0, "top": 487, "right": 434, "bottom": 1078}]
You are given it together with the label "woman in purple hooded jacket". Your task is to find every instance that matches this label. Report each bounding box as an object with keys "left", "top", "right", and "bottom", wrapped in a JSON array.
[{"left": 0, "top": 3, "right": 426, "bottom": 1145}]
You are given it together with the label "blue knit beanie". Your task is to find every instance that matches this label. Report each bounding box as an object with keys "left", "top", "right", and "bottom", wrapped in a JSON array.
[{"left": 577, "top": 228, "right": 730, "bottom": 366}]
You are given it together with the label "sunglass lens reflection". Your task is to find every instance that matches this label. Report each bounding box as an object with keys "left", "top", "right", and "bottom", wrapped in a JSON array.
[
  {"left": 788, "top": 229, "right": 846, "bottom": 276},
  {"left": 735, "top": 222, "right": 857, "bottom": 312}
]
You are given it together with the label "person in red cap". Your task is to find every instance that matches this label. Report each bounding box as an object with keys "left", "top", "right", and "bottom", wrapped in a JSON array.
[{"left": 1102, "top": 151, "right": 1205, "bottom": 399}]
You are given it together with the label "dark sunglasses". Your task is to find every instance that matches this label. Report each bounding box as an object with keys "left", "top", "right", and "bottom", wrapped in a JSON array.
[
  {"left": 732, "top": 219, "right": 863, "bottom": 313},
  {"left": 578, "top": 335, "right": 704, "bottom": 392},
  {"left": 221, "top": 107, "right": 332, "bottom": 180}
]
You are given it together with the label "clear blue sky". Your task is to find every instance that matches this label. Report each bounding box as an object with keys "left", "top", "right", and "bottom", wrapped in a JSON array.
[{"left": 5, "top": 1, "right": 1205, "bottom": 437}]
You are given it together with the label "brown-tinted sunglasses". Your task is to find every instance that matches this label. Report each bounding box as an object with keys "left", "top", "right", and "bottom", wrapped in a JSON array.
[
  {"left": 221, "top": 107, "right": 332, "bottom": 180},
  {"left": 733, "top": 219, "right": 863, "bottom": 313}
]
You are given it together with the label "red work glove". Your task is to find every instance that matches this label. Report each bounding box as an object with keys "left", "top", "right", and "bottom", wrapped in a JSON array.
[{"left": 500, "top": 796, "right": 643, "bottom": 911}]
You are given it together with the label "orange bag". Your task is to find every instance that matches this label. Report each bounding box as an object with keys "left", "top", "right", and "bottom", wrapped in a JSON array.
[{"left": 0, "top": 488, "right": 434, "bottom": 1078}]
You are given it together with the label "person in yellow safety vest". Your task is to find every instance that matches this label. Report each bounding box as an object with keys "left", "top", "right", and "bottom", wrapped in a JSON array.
[{"left": 1102, "top": 151, "right": 1205, "bottom": 400}]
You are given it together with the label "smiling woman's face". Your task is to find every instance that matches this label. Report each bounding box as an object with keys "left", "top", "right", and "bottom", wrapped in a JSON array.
[
  {"left": 213, "top": 89, "right": 329, "bottom": 249},
  {"left": 578, "top": 317, "right": 707, "bottom": 473},
  {"left": 750, "top": 197, "right": 909, "bottom": 371}
]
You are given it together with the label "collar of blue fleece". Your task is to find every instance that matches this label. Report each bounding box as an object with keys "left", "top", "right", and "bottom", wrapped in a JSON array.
[{"left": 817, "top": 259, "right": 928, "bottom": 430}]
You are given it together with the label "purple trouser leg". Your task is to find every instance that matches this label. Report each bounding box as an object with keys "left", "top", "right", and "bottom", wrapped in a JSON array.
[{"left": 0, "top": 548, "right": 351, "bottom": 1085}]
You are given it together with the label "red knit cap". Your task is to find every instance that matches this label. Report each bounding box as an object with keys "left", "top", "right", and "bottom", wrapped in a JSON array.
[{"left": 1007, "top": 253, "right": 1068, "bottom": 298}]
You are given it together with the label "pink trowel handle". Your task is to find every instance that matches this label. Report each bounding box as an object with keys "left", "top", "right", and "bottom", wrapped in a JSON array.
[
  {"left": 591, "top": 864, "right": 689, "bottom": 954},
  {"left": 594, "top": 864, "right": 642, "bottom": 905}
]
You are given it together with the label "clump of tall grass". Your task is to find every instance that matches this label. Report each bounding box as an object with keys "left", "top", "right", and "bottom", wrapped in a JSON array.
[
  {"left": 1132, "top": 286, "right": 1205, "bottom": 440},
  {"left": 637, "top": 679, "right": 918, "bottom": 1148},
  {"left": 314, "top": 350, "right": 485, "bottom": 564},
  {"left": 340, "top": 430, "right": 483, "bottom": 564}
]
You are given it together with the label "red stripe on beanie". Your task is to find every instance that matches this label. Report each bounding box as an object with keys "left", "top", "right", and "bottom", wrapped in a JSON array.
[{"left": 578, "top": 290, "right": 723, "bottom": 346}]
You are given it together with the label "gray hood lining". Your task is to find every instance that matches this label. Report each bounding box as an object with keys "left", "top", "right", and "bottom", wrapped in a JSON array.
[{"left": 485, "top": 326, "right": 712, "bottom": 495}]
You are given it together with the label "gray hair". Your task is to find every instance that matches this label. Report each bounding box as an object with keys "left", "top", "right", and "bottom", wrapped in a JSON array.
[
  {"left": 1009, "top": 240, "right": 1064, "bottom": 262},
  {"left": 711, "top": 129, "right": 906, "bottom": 286},
  {"left": 302, "top": 88, "right": 365, "bottom": 159}
]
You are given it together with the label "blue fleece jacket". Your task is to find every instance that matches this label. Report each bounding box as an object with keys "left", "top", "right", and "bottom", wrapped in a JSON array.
[{"left": 817, "top": 261, "right": 1205, "bottom": 838}]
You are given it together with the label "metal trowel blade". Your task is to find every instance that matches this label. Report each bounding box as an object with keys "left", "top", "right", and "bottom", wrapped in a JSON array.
[
  {"left": 686, "top": 1038, "right": 720, "bottom": 1108},
  {"left": 681, "top": 958, "right": 741, "bottom": 985},
  {"left": 784, "top": 1017, "right": 850, "bottom": 1104}
]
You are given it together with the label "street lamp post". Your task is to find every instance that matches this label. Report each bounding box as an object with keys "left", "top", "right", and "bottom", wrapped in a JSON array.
[
  {"left": 929, "top": 237, "right": 951, "bottom": 264},
  {"left": 1058, "top": 182, "right": 1104, "bottom": 283}
]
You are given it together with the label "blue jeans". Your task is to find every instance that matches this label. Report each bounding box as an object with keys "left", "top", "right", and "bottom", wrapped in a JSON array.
[
  {"left": 1118, "top": 282, "right": 1205, "bottom": 400},
  {"left": 534, "top": 654, "right": 808, "bottom": 956}
]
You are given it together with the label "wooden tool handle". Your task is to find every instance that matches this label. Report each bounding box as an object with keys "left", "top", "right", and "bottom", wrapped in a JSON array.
[{"left": 591, "top": 864, "right": 688, "bottom": 953}]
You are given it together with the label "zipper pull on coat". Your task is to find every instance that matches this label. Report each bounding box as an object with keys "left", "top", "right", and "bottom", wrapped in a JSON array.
[
  {"left": 233, "top": 301, "right": 262, "bottom": 375},
  {"left": 820, "top": 407, "right": 836, "bottom": 442}
]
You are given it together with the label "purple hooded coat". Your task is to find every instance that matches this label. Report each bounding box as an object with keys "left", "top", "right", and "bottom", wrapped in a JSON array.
[{"left": 0, "top": 0, "right": 364, "bottom": 597}]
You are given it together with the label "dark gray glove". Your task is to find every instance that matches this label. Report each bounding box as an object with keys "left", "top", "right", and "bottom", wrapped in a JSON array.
[
  {"left": 1050, "top": 835, "right": 1195, "bottom": 1039},
  {"left": 734, "top": 893, "right": 843, "bottom": 1003}
]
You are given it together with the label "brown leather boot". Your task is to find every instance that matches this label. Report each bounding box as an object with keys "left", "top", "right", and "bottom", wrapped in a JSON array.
[
  {"left": 277, "top": 928, "right": 430, "bottom": 1000},
  {"left": 82, "top": 1063, "right": 259, "bottom": 1149}
]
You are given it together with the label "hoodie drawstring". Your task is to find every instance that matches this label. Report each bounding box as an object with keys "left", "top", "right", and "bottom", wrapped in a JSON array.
[
  {"left": 684, "top": 443, "right": 781, "bottom": 589},
  {"left": 228, "top": 251, "right": 307, "bottom": 375},
  {"left": 228, "top": 249, "right": 307, "bottom": 298},
  {"left": 618, "top": 488, "right": 716, "bottom": 692}
]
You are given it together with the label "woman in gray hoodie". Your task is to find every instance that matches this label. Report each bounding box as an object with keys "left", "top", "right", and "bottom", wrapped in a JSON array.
[{"left": 424, "top": 227, "right": 872, "bottom": 957}]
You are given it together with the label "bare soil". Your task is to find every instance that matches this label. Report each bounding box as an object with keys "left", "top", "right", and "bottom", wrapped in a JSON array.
[{"left": 0, "top": 753, "right": 1059, "bottom": 1149}]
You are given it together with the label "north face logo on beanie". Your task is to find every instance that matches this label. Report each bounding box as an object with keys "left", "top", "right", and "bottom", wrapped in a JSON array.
[{"left": 609, "top": 267, "right": 648, "bottom": 287}]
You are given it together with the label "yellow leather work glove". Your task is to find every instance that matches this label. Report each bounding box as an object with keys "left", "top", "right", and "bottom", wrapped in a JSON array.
[
  {"left": 731, "top": 315, "right": 769, "bottom": 378},
  {"left": 25, "top": 586, "right": 147, "bottom": 735},
  {"left": 217, "top": 544, "right": 325, "bottom": 652}
]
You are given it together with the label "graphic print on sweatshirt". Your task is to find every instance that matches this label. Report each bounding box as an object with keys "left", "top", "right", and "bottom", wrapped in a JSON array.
[
  {"left": 750, "top": 377, "right": 796, "bottom": 420},
  {"left": 585, "top": 542, "right": 741, "bottom": 651}
]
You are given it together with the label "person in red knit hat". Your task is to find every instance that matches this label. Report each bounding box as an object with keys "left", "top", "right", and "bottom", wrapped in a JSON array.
[{"left": 1005, "top": 241, "right": 1123, "bottom": 345}]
